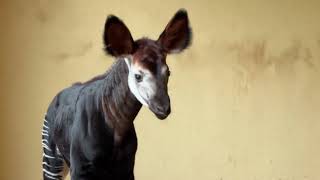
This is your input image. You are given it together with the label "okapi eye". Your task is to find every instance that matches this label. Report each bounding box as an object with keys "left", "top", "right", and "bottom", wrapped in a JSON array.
[{"left": 135, "top": 74, "right": 143, "bottom": 82}]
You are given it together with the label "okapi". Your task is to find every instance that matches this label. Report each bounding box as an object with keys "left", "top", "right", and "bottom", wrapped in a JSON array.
[{"left": 42, "top": 9, "right": 192, "bottom": 180}]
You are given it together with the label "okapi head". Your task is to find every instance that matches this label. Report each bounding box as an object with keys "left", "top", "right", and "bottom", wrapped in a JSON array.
[{"left": 103, "top": 9, "right": 192, "bottom": 120}]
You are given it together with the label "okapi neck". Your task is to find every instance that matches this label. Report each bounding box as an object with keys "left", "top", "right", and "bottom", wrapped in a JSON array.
[{"left": 100, "top": 59, "right": 142, "bottom": 143}]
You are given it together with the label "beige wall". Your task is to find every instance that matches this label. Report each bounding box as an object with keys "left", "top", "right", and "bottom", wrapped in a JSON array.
[{"left": 1, "top": 0, "right": 320, "bottom": 179}]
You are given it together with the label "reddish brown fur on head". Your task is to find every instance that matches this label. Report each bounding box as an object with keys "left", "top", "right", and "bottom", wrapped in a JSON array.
[
  {"left": 103, "top": 9, "right": 192, "bottom": 66},
  {"left": 103, "top": 9, "right": 192, "bottom": 119},
  {"left": 131, "top": 39, "right": 166, "bottom": 75}
]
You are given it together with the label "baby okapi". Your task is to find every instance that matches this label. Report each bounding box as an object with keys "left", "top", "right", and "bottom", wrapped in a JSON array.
[{"left": 42, "top": 9, "right": 192, "bottom": 180}]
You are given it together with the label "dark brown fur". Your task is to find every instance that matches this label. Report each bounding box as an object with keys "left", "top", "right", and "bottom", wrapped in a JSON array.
[{"left": 42, "top": 9, "right": 192, "bottom": 180}]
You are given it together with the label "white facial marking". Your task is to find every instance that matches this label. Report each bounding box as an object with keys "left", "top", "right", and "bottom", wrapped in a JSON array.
[{"left": 125, "top": 57, "right": 157, "bottom": 107}]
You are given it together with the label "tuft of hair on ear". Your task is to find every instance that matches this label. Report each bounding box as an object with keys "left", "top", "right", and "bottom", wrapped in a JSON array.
[
  {"left": 103, "top": 15, "right": 134, "bottom": 57},
  {"left": 158, "top": 8, "right": 192, "bottom": 54},
  {"left": 175, "top": 9, "right": 192, "bottom": 49}
]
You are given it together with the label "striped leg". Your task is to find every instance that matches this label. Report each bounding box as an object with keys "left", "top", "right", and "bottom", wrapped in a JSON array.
[{"left": 42, "top": 117, "right": 69, "bottom": 180}]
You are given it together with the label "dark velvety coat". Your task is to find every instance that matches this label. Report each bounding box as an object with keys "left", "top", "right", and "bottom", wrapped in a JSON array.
[
  {"left": 45, "top": 60, "right": 141, "bottom": 179},
  {"left": 42, "top": 8, "right": 191, "bottom": 180}
]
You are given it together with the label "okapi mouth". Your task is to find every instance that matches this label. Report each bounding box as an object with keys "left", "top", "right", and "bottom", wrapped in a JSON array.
[{"left": 155, "top": 112, "right": 170, "bottom": 120}]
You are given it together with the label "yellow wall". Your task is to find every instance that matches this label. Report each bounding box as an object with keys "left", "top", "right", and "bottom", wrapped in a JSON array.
[{"left": 1, "top": 0, "right": 320, "bottom": 179}]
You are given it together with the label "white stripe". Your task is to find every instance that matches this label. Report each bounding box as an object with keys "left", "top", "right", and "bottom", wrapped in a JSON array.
[
  {"left": 42, "top": 162, "right": 64, "bottom": 168},
  {"left": 42, "top": 139, "right": 49, "bottom": 144},
  {"left": 43, "top": 168, "right": 62, "bottom": 177},
  {"left": 42, "top": 129, "right": 49, "bottom": 133},
  {"left": 45, "top": 173, "right": 58, "bottom": 179},
  {"left": 56, "top": 147, "right": 62, "bottom": 155},
  {"left": 42, "top": 133, "right": 49, "bottom": 137},
  {"left": 44, "top": 119, "right": 48, "bottom": 123},
  {"left": 42, "top": 162, "right": 53, "bottom": 167},
  {"left": 43, "top": 124, "right": 49, "bottom": 129},
  {"left": 43, "top": 152, "right": 64, "bottom": 160},
  {"left": 42, "top": 143, "right": 52, "bottom": 151},
  {"left": 44, "top": 154, "right": 63, "bottom": 161},
  {"left": 42, "top": 146, "right": 51, "bottom": 152},
  {"left": 43, "top": 153, "right": 55, "bottom": 159}
]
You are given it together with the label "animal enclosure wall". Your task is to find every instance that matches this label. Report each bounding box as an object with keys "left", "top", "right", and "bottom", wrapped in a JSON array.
[{"left": 0, "top": 0, "right": 320, "bottom": 179}]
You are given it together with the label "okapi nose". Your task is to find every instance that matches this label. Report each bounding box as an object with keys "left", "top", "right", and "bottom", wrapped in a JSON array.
[{"left": 155, "top": 104, "right": 171, "bottom": 115}]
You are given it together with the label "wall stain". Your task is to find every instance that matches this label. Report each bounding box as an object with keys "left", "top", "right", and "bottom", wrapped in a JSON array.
[
  {"left": 35, "top": 8, "right": 49, "bottom": 24},
  {"left": 53, "top": 42, "right": 93, "bottom": 63},
  {"left": 302, "top": 48, "right": 315, "bottom": 69},
  {"left": 227, "top": 40, "right": 268, "bottom": 99},
  {"left": 33, "top": 0, "right": 64, "bottom": 24},
  {"left": 226, "top": 40, "right": 317, "bottom": 95}
]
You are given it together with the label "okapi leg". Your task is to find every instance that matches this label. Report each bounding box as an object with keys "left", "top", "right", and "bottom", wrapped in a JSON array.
[{"left": 42, "top": 117, "right": 69, "bottom": 180}]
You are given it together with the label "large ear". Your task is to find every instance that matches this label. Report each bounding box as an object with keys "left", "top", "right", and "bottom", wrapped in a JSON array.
[
  {"left": 103, "top": 15, "right": 134, "bottom": 56},
  {"left": 157, "top": 9, "right": 192, "bottom": 53}
]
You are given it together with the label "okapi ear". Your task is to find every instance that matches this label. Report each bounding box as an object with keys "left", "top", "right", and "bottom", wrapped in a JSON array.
[
  {"left": 157, "top": 9, "right": 192, "bottom": 54},
  {"left": 103, "top": 15, "right": 134, "bottom": 56}
]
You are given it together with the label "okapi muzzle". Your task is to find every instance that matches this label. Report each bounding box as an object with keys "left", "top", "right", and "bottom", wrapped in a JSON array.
[{"left": 149, "top": 86, "right": 171, "bottom": 120}]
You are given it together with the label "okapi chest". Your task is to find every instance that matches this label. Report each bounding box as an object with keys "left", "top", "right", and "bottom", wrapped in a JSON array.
[{"left": 42, "top": 9, "right": 192, "bottom": 180}]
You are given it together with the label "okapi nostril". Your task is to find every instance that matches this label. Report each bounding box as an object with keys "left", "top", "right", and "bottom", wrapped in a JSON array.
[
  {"left": 155, "top": 104, "right": 170, "bottom": 114},
  {"left": 156, "top": 105, "right": 163, "bottom": 112}
]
